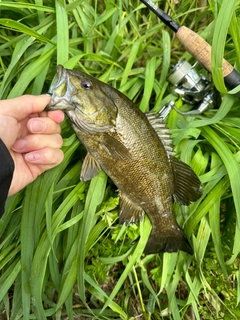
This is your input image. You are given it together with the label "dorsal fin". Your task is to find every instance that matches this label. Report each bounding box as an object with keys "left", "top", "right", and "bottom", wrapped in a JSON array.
[
  {"left": 170, "top": 155, "right": 202, "bottom": 205},
  {"left": 145, "top": 112, "right": 202, "bottom": 205},
  {"left": 145, "top": 112, "right": 174, "bottom": 157}
]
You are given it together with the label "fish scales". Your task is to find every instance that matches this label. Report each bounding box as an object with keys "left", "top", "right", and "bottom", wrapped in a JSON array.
[
  {"left": 46, "top": 65, "right": 202, "bottom": 254},
  {"left": 77, "top": 99, "right": 174, "bottom": 219}
]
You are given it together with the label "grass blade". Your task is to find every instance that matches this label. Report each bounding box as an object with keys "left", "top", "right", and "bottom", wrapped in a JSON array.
[
  {"left": 56, "top": 0, "right": 69, "bottom": 64},
  {"left": 211, "top": 0, "right": 236, "bottom": 92}
]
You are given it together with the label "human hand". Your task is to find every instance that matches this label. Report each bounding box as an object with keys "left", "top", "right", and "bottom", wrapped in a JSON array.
[{"left": 0, "top": 95, "right": 64, "bottom": 196}]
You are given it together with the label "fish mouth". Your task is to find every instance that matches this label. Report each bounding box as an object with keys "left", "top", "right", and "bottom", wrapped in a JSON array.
[
  {"left": 45, "top": 65, "right": 75, "bottom": 111},
  {"left": 50, "top": 64, "right": 64, "bottom": 93}
]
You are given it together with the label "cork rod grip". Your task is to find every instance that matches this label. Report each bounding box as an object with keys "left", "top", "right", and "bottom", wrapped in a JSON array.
[{"left": 176, "top": 26, "right": 233, "bottom": 77}]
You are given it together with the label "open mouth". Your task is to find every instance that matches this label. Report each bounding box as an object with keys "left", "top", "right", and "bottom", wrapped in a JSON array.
[
  {"left": 46, "top": 65, "right": 76, "bottom": 111},
  {"left": 49, "top": 65, "right": 65, "bottom": 94}
]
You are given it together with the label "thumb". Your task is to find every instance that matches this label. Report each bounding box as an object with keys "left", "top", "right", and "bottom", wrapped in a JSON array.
[{"left": 0, "top": 95, "right": 51, "bottom": 121}]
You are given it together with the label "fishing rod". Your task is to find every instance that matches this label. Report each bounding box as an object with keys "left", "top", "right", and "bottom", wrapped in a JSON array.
[{"left": 140, "top": 0, "right": 240, "bottom": 97}]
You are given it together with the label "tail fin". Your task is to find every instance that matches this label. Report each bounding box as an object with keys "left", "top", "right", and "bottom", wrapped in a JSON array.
[{"left": 144, "top": 228, "right": 193, "bottom": 255}]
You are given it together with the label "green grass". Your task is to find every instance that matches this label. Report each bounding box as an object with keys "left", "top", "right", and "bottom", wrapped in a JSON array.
[{"left": 0, "top": 0, "right": 240, "bottom": 319}]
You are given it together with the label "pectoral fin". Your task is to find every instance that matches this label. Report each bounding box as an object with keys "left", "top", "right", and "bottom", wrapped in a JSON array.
[
  {"left": 100, "top": 134, "right": 132, "bottom": 161},
  {"left": 118, "top": 192, "right": 145, "bottom": 224},
  {"left": 170, "top": 155, "right": 202, "bottom": 205},
  {"left": 80, "top": 153, "right": 102, "bottom": 181}
]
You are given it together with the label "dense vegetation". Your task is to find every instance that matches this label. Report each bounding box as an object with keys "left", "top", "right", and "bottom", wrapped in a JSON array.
[{"left": 0, "top": 0, "right": 240, "bottom": 319}]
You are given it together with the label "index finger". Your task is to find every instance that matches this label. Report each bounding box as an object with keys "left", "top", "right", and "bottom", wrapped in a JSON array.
[{"left": 0, "top": 94, "right": 51, "bottom": 121}]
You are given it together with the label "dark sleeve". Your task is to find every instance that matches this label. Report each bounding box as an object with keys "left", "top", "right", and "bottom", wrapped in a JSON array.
[{"left": 0, "top": 139, "right": 14, "bottom": 218}]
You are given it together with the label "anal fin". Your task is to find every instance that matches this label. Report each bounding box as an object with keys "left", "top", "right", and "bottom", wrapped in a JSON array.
[{"left": 119, "top": 192, "right": 145, "bottom": 224}]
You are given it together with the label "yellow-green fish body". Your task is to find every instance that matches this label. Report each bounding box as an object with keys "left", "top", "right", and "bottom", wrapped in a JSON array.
[{"left": 46, "top": 65, "right": 202, "bottom": 254}]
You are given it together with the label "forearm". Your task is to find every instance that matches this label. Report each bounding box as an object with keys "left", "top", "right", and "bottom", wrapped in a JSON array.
[{"left": 0, "top": 139, "right": 14, "bottom": 217}]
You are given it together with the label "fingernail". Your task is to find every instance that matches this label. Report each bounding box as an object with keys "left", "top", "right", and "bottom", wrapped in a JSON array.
[
  {"left": 30, "top": 119, "right": 46, "bottom": 133},
  {"left": 41, "top": 93, "right": 52, "bottom": 96},
  {"left": 12, "top": 139, "right": 26, "bottom": 151},
  {"left": 25, "top": 152, "right": 40, "bottom": 162}
]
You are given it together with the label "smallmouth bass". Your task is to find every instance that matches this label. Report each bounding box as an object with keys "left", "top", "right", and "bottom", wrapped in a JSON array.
[{"left": 46, "top": 65, "right": 202, "bottom": 254}]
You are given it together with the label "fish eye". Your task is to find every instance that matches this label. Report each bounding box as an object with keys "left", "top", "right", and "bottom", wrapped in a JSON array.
[{"left": 81, "top": 79, "right": 93, "bottom": 90}]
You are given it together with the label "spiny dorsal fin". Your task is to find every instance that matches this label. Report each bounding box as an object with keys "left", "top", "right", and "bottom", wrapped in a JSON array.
[
  {"left": 119, "top": 192, "right": 145, "bottom": 224},
  {"left": 80, "top": 152, "right": 102, "bottom": 181},
  {"left": 170, "top": 155, "right": 202, "bottom": 205},
  {"left": 145, "top": 112, "right": 174, "bottom": 157}
]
